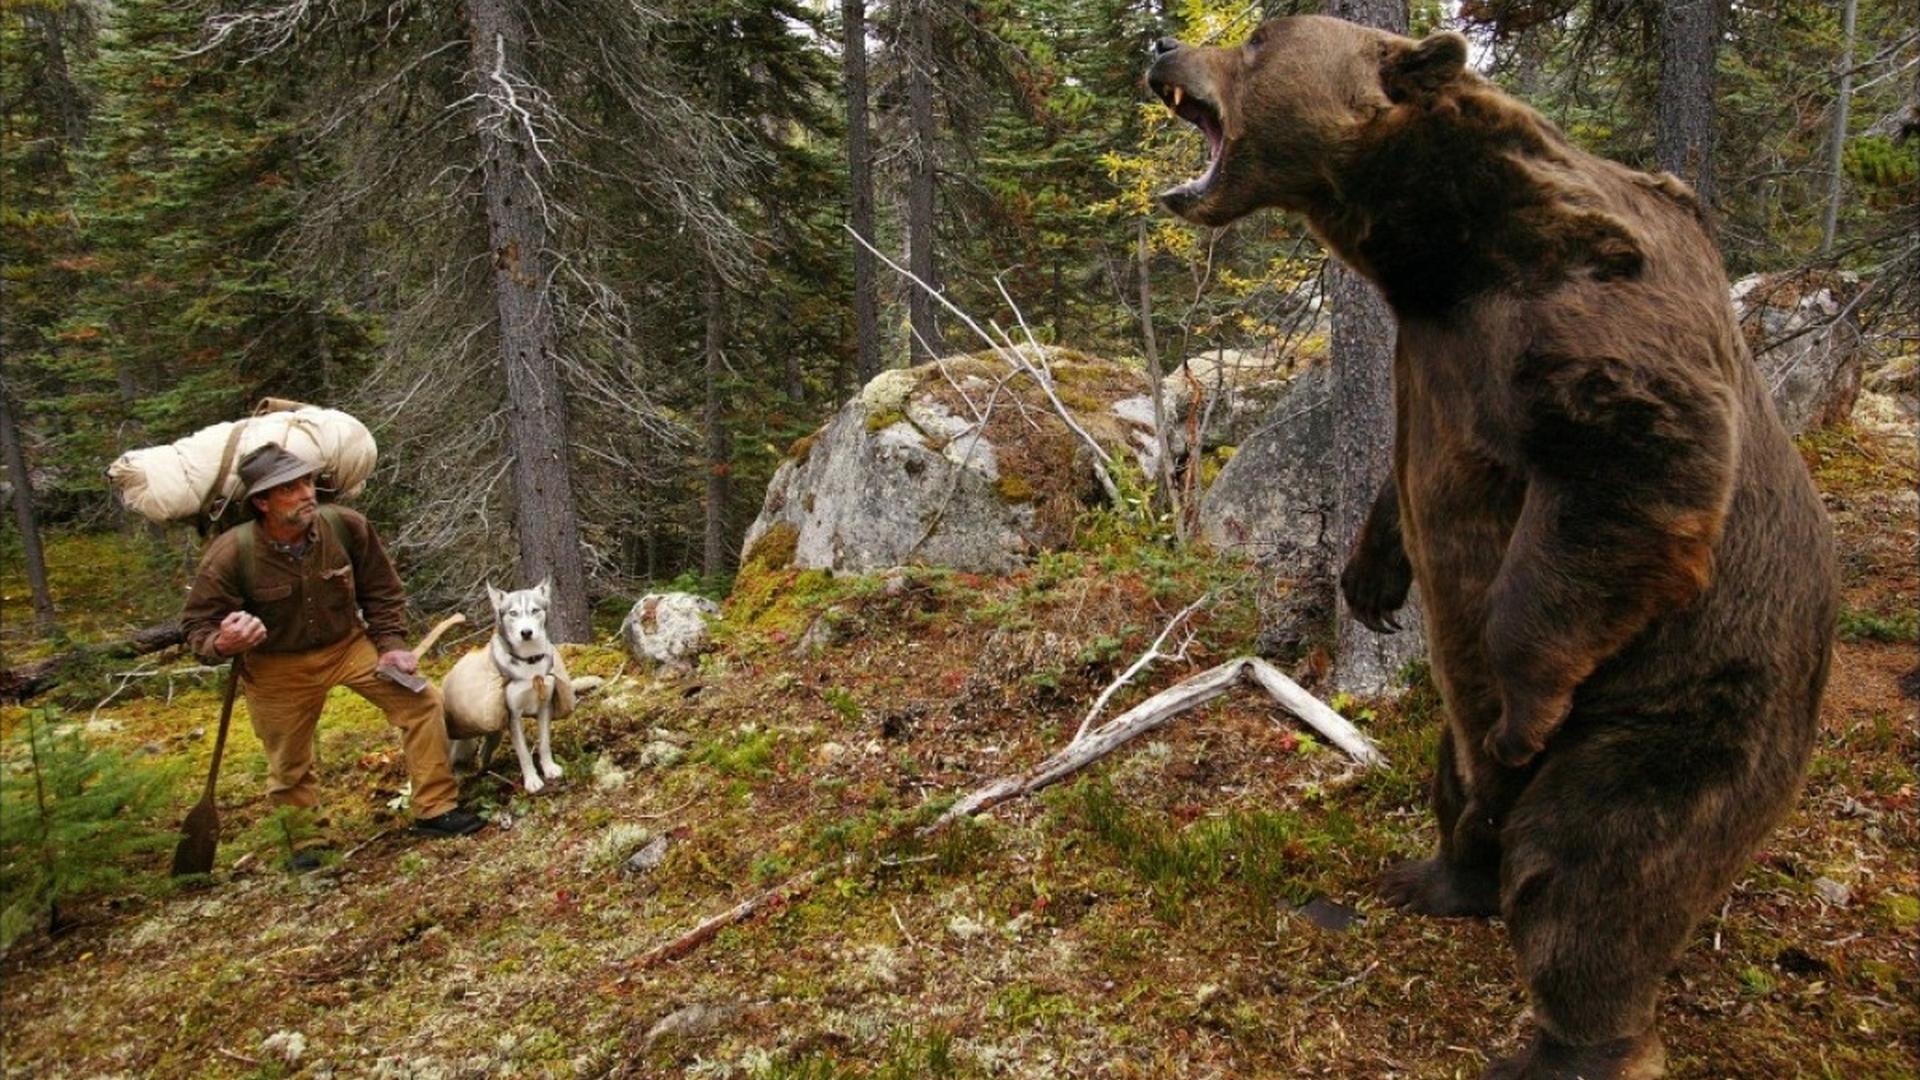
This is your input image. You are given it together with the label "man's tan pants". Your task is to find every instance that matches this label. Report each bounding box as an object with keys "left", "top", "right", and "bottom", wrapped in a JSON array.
[{"left": 240, "top": 632, "right": 458, "bottom": 820}]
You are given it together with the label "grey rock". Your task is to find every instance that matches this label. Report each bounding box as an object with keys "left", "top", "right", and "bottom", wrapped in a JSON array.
[
  {"left": 622, "top": 592, "right": 720, "bottom": 669},
  {"left": 1735, "top": 272, "right": 1864, "bottom": 435},
  {"left": 1196, "top": 363, "right": 1336, "bottom": 580},
  {"left": 623, "top": 835, "right": 670, "bottom": 876},
  {"left": 742, "top": 350, "right": 1148, "bottom": 574}
]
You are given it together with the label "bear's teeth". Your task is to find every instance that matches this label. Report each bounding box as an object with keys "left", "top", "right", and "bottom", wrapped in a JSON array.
[{"left": 1171, "top": 86, "right": 1184, "bottom": 109}]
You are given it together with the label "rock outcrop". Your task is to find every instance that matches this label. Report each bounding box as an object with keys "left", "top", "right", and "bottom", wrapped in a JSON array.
[{"left": 742, "top": 349, "right": 1155, "bottom": 574}]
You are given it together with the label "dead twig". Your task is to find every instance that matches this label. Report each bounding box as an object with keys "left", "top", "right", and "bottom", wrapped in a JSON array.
[
  {"left": 1298, "top": 961, "right": 1380, "bottom": 1009},
  {"left": 343, "top": 827, "right": 396, "bottom": 861},
  {"left": 844, "top": 225, "right": 1123, "bottom": 506},
  {"left": 632, "top": 795, "right": 697, "bottom": 821},
  {"left": 1073, "top": 594, "right": 1211, "bottom": 742}
]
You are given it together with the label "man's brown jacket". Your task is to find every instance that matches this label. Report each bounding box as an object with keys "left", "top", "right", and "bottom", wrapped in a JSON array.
[{"left": 181, "top": 507, "right": 411, "bottom": 663}]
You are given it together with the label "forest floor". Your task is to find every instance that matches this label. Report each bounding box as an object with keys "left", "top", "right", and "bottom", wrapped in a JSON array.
[{"left": 2, "top": 424, "right": 1915, "bottom": 1080}]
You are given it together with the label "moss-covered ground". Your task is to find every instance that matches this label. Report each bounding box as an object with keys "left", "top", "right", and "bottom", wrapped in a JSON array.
[{"left": 1, "top": 425, "right": 1914, "bottom": 1078}]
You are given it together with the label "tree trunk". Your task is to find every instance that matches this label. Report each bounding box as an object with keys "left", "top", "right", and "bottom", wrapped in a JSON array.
[
  {"left": 1136, "top": 220, "right": 1181, "bottom": 538},
  {"left": 904, "top": 0, "right": 943, "bottom": 361},
  {"left": 702, "top": 263, "right": 732, "bottom": 578},
  {"left": 0, "top": 371, "right": 56, "bottom": 635},
  {"left": 24, "top": 5, "right": 87, "bottom": 152},
  {"left": 464, "top": 0, "right": 590, "bottom": 641},
  {"left": 844, "top": 0, "right": 882, "bottom": 388},
  {"left": 1656, "top": 0, "right": 1725, "bottom": 208},
  {"left": 1326, "top": 0, "right": 1423, "bottom": 695},
  {"left": 1820, "top": 0, "right": 1858, "bottom": 255}
]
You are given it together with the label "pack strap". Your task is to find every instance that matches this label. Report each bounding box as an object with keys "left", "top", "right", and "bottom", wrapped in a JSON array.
[
  {"left": 199, "top": 397, "right": 319, "bottom": 527},
  {"left": 234, "top": 505, "right": 354, "bottom": 599}
]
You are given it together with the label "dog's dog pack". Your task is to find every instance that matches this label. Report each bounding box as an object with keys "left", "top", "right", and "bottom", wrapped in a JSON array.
[{"left": 445, "top": 579, "right": 572, "bottom": 794}]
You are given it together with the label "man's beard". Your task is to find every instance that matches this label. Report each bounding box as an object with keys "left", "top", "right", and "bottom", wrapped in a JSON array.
[{"left": 275, "top": 503, "right": 317, "bottom": 531}]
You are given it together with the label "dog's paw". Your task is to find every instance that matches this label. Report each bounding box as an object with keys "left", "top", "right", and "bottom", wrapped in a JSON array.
[
  {"left": 541, "top": 761, "right": 565, "bottom": 781},
  {"left": 523, "top": 774, "right": 546, "bottom": 795}
]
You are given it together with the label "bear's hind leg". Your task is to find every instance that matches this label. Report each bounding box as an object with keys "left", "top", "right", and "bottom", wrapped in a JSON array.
[
  {"left": 1482, "top": 1031, "right": 1666, "bottom": 1080},
  {"left": 1380, "top": 728, "right": 1501, "bottom": 917},
  {"left": 1486, "top": 728, "right": 1776, "bottom": 1080}
]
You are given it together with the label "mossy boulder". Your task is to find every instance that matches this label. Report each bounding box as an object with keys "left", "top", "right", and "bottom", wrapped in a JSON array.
[{"left": 741, "top": 348, "right": 1155, "bottom": 574}]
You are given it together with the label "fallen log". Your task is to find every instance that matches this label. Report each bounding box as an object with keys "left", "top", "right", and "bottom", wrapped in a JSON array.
[{"left": 1, "top": 620, "right": 185, "bottom": 701}]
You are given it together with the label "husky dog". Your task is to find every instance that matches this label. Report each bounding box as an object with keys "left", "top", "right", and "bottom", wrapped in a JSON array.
[{"left": 461, "top": 579, "right": 569, "bottom": 794}]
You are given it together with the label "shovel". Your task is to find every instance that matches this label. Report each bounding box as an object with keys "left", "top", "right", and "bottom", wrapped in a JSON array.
[{"left": 171, "top": 656, "right": 241, "bottom": 878}]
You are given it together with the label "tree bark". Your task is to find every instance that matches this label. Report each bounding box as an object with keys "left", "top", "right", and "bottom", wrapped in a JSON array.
[
  {"left": 1325, "top": 0, "right": 1424, "bottom": 695},
  {"left": 464, "top": 0, "right": 590, "bottom": 641},
  {"left": 702, "top": 262, "right": 732, "bottom": 578},
  {"left": 0, "top": 371, "right": 56, "bottom": 635},
  {"left": 1656, "top": 0, "right": 1726, "bottom": 208},
  {"left": 23, "top": 5, "right": 88, "bottom": 152},
  {"left": 904, "top": 0, "right": 943, "bottom": 361},
  {"left": 1820, "top": 0, "right": 1858, "bottom": 254},
  {"left": 1137, "top": 220, "right": 1180, "bottom": 537},
  {"left": 843, "top": 0, "right": 882, "bottom": 388}
]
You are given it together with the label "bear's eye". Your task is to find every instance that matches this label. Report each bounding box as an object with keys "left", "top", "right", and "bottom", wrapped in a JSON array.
[{"left": 1246, "top": 26, "right": 1267, "bottom": 50}]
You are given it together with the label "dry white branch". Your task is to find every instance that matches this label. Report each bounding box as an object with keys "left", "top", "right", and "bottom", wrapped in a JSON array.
[
  {"left": 930, "top": 656, "right": 1386, "bottom": 833},
  {"left": 1073, "top": 594, "right": 1211, "bottom": 742},
  {"left": 845, "top": 226, "right": 1123, "bottom": 505}
]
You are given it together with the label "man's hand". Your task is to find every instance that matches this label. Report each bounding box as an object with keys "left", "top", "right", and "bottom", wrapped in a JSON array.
[
  {"left": 378, "top": 649, "right": 419, "bottom": 675},
  {"left": 213, "top": 611, "right": 267, "bottom": 657}
]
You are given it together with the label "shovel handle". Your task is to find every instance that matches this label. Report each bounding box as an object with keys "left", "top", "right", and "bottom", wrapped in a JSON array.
[{"left": 202, "top": 657, "right": 241, "bottom": 801}]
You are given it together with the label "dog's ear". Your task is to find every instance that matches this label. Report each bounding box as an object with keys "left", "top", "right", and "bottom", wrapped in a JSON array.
[
  {"left": 486, "top": 583, "right": 504, "bottom": 609},
  {"left": 535, "top": 578, "right": 552, "bottom": 603}
]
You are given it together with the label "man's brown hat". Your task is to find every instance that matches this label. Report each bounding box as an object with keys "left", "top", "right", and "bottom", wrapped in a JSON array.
[{"left": 238, "top": 443, "right": 321, "bottom": 498}]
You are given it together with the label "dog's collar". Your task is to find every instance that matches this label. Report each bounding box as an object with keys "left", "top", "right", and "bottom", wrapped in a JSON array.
[{"left": 507, "top": 652, "right": 548, "bottom": 665}]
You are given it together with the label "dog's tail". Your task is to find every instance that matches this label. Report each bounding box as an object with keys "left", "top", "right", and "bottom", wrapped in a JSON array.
[{"left": 414, "top": 613, "right": 468, "bottom": 657}]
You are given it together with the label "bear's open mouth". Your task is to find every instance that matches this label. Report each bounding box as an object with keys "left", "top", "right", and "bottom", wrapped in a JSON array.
[{"left": 1156, "top": 82, "right": 1225, "bottom": 196}]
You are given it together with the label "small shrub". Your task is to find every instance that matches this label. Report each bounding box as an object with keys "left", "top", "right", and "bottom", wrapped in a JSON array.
[
  {"left": 1837, "top": 607, "right": 1917, "bottom": 645},
  {"left": 1, "top": 710, "right": 176, "bottom": 950},
  {"left": 696, "top": 729, "right": 777, "bottom": 778}
]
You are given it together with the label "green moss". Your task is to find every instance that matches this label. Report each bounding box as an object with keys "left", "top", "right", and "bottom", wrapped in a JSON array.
[
  {"left": 743, "top": 521, "right": 800, "bottom": 572},
  {"left": 995, "top": 474, "right": 1037, "bottom": 503},
  {"left": 866, "top": 408, "right": 906, "bottom": 433},
  {"left": 1880, "top": 894, "right": 1919, "bottom": 927},
  {"left": 787, "top": 430, "right": 821, "bottom": 463}
]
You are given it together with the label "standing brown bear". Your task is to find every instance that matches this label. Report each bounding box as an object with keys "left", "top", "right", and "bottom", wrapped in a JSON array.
[{"left": 1148, "top": 16, "right": 1836, "bottom": 1080}]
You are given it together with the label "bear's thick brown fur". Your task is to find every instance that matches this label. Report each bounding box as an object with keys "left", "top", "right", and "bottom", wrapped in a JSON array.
[{"left": 1149, "top": 17, "right": 1837, "bottom": 1080}]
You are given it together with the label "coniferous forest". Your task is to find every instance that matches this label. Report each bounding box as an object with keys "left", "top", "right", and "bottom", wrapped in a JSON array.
[
  {"left": 4, "top": 0, "right": 1914, "bottom": 610},
  {"left": 2, "top": 1, "right": 1917, "bottom": 1077}
]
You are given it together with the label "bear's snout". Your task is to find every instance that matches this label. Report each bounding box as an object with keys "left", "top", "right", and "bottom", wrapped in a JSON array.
[{"left": 1153, "top": 37, "right": 1181, "bottom": 57}]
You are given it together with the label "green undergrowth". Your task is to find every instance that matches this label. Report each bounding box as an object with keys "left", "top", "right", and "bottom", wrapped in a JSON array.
[
  {"left": 1056, "top": 776, "right": 1340, "bottom": 923},
  {"left": 0, "top": 526, "right": 188, "bottom": 665}
]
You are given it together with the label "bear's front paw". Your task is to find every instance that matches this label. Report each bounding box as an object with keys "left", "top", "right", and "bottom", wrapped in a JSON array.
[
  {"left": 1482, "top": 723, "right": 1541, "bottom": 768},
  {"left": 1340, "top": 549, "right": 1413, "bottom": 634}
]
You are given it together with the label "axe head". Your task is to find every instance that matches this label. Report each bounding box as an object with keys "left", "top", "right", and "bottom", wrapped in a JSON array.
[{"left": 375, "top": 664, "right": 430, "bottom": 693}]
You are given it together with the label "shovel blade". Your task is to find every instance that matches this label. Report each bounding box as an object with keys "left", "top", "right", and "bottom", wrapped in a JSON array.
[{"left": 170, "top": 798, "right": 219, "bottom": 878}]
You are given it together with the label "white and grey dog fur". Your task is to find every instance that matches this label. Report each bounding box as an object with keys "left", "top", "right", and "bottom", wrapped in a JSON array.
[{"left": 481, "top": 579, "right": 567, "bottom": 793}]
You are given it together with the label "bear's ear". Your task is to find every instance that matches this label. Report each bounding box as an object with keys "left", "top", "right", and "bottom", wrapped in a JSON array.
[{"left": 1383, "top": 31, "right": 1467, "bottom": 103}]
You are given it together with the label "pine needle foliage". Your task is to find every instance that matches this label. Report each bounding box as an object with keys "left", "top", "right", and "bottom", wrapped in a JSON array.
[{"left": 1, "top": 708, "right": 176, "bottom": 952}]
